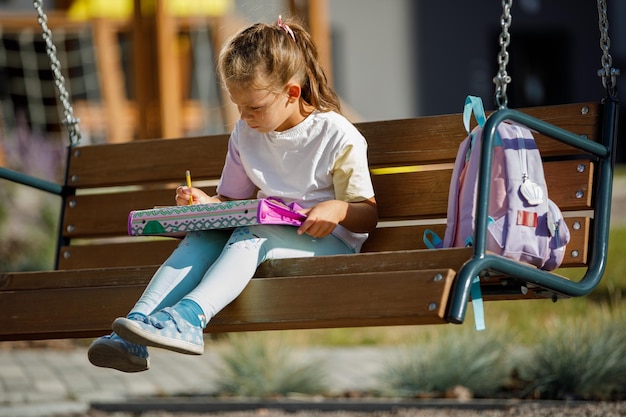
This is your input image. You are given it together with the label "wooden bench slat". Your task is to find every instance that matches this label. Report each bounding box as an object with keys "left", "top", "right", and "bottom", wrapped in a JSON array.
[
  {"left": 255, "top": 247, "right": 473, "bottom": 278},
  {"left": 372, "top": 160, "right": 593, "bottom": 221},
  {"left": 57, "top": 240, "right": 178, "bottom": 270},
  {"left": 67, "top": 135, "right": 230, "bottom": 188},
  {"left": 0, "top": 285, "right": 145, "bottom": 340},
  {"left": 0, "top": 266, "right": 160, "bottom": 292},
  {"left": 362, "top": 217, "right": 589, "bottom": 266},
  {"left": 66, "top": 103, "right": 599, "bottom": 189},
  {"left": 4, "top": 249, "right": 470, "bottom": 293},
  {"left": 209, "top": 268, "right": 455, "bottom": 332},
  {"left": 364, "top": 102, "right": 600, "bottom": 168},
  {"left": 543, "top": 160, "right": 594, "bottom": 209},
  {"left": 62, "top": 186, "right": 218, "bottom": 239},
  {"left": 372, "top": 169, "right": 451, "bottom": 219},
  {"left": 363, "top": 114, "right": 468, "bottom": 166},
  {"left": 525, "top": 102, "right": 601, "bottom": 155},
  {"left": 55, "top": 215, "right": 589, "bottom": 270},
  {"left": 558, "top": 217, "right": 589, "bottom": 266},
  {"left": 0, "top": 268, "right": 455, "bottom": 340}
]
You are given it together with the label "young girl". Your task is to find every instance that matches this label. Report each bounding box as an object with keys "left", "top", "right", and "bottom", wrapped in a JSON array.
[{"left": 88, "top": 16, "right": 378, "bottom": 373}]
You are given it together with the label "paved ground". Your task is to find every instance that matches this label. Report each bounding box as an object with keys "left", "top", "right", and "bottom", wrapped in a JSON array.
[
  {"left": 2, "top": 342, "right": 625, "bottom": 417},
  {"left": 0, "top": 342, "right": 397, "bottom": 417}
]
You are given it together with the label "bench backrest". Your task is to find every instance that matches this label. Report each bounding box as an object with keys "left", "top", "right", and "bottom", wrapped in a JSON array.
[{"left": 57, "top": 102, "right": 600, "bottom": 271}]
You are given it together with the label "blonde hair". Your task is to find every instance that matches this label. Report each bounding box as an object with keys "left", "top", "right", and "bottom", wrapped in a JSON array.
[{"left": 218, "top": 17, "right": 341, "bottom": 113}]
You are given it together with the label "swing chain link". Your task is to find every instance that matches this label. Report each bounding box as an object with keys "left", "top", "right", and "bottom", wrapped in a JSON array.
[
  {"left": 596, "top": 0, "right": 619, "bottom": 97},
  {"left": 493, "top": 0, "right": 513, "bottom": 109},
  {"left": 32, "top": 0, "right": 81, "bottom": 146}
]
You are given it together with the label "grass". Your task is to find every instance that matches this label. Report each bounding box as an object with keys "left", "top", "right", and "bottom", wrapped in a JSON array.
[
  {"left": 379, "top": 327, "right": 511, "bottom": 398},
  {"left": 602, "top": 227, "right": 626, "bottom": 288},
  {"left": 519, "top": 307, "right": 626, "bottom": 400},
  {"left": 214, "top": 333, "right": 328, "bottom": 397},
  {"left": 615, "top": 163, "right": 626, "bottom": 177}
]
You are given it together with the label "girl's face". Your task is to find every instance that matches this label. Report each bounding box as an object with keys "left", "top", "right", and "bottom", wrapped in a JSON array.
[{"left": 228, "top": 82, "right": 305, "bottom": 133}]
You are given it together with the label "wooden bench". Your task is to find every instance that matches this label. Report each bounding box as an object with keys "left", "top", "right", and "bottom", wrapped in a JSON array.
[{"left": 0, "top": 101, "right": 615, "bottom": 341}]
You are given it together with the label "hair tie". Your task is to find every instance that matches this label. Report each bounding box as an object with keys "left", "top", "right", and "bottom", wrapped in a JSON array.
[{"left": 277, "top": 15, "right": 296, "bottom": 42}]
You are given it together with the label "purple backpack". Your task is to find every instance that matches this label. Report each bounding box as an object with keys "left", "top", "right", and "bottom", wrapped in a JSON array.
[{"left": 442, "top": 96, "right": 570, "bottom": 271}]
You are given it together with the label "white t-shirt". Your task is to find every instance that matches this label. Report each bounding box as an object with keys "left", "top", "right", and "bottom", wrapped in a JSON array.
[{"left": 216, "top": 111, "right": 375, "bottom": 251}]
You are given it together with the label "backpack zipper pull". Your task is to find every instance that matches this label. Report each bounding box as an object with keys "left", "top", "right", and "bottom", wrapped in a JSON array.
[{"left": 516, "top": 126, "right": 544, "bottom": 206}]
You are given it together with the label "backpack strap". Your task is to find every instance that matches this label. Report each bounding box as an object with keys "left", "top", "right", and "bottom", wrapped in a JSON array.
[
  {"left": 463, "top": 96, "right": 488, "bottom": 163},
  {"left": 471, "top": 276, "right": 486, "bottom": 331},
  {"left": 463, "top": 95, "right": 488, "bottom": 331},
  {"left": 423, "top": 229, "right": 443, "bottom": 249},
  {"left": 463, "top": 95, "right": 486, "bottom": 133}
]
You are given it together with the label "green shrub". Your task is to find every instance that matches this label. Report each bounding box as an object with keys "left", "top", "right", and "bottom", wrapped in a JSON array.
[
  {"left": 604, "top": 227, "right": 626, "bottom": 289},
  {"left": 0, "top": 184, "right": 59, "bottom": 272},
  {"left": 520, "top": 309, "right": 626, "bottom": 400},
  {"left": 380, "top": 328, "right": 512, "bottom": 398},
  {"left": 215, "top": 333, "right": 328, "bottom": 397},
  {"left": 0, "top": 131, "right": 64, "bottom": 272}
]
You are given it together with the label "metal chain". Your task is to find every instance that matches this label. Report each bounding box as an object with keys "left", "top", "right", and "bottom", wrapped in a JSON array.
[
  {"left": 596, "top": 0, "right": 619, "bottom": 97},
  {"left": 493, "top": 0, "right": 513, "bottom": 109},
  {"left": 32, "top": 0, "right": 81, "bottom": 145}
]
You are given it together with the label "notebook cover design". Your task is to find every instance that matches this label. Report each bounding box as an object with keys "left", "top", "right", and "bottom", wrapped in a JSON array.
[
  {"left": 128, "top": 198, "right": 306, "bottom": 236},
  {"left": 128, "top": 199, "right": 261, "bottom": 236}
]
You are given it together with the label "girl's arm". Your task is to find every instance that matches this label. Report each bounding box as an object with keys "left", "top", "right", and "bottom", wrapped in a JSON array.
[
  {"left": 176, "top": 183, "right": 377, "bottom": 237},
  {"left": 297, "top": 198, "right": 378, "bottom": 238},
  {"left": 175, "top": 186, "right": 236, "bottom": 206}
]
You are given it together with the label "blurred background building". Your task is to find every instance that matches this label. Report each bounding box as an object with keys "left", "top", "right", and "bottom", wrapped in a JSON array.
[{"left": 0, "top": 0, "right": 623, "bottom": 160}]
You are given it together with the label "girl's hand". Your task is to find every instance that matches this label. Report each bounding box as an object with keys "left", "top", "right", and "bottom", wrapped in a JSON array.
[
  {"left": 297, "top": 200, "right": 348, "bottom": 238},
  {"left": 297, "top": 199, "right": 378, "bottom": 238},
  {"left": 175, "top": 186, "right": 221, "bottom": 206}
]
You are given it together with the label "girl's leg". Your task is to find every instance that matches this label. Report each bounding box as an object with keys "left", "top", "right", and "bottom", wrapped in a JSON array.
[
  {"left": 128, "top": 230, "right": 232, "bottom": 317},
  {"left": 185, "top": 225, "right": 353, "bottom": 318},
  {"left": 113, "top": 225, "right": 352, "bottom": 354},
  {"left": 88, "top": 230, "right": 231, "bottom": 371}
]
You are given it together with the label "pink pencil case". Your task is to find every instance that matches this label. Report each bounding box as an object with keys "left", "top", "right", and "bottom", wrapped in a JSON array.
[{"left": 128, "top": 198, "right": 306, "bottom": 237}]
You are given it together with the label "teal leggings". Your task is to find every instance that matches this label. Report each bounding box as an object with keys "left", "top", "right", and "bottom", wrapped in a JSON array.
[{"left": 129, "top": 225, "right": 354, "bottom": 321}]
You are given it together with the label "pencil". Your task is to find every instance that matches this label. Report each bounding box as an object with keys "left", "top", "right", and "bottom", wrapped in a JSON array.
[{"left": 185, "top": 170, "right": 193, "bottom": 205}]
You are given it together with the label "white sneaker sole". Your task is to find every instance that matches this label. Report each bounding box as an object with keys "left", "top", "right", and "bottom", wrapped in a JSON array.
[{"left": 113, "top": 318, "right": 204, "bottom": 355}]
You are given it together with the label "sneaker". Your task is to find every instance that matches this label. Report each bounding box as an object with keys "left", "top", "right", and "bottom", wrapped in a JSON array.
[
  {"left": 113, "top": 307, "right": 204, "bottom": 355},
  {"left": 87, "top": 333, "right": 149, "bottom": 373}
]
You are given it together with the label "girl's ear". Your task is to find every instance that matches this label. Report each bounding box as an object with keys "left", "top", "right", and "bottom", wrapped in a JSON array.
[{"left": 286, "top": 84, "right": 301, "bottom": 103}]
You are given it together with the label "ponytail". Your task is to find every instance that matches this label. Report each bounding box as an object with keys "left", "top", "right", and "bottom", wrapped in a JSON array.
[
  {"left": 289, "top": 21, "right": 341, "bottom": 113},
  {"left": 218, "top": 16, "right": 341, "bottom": 114}
]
